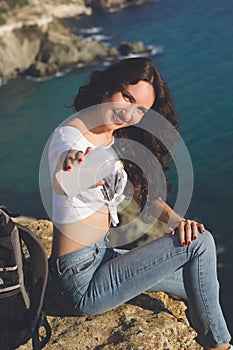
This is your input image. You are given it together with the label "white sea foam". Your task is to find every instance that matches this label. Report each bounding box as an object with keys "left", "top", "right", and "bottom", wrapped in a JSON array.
[
  {"left": 0, "top": 77, "right": 8, "bottom": 87},
  {"left": 85, "top": 34, "right": 111, "bottom": 42},
  {"left": 148, "top": 45, "right": 164, "bottom": 55},
  {"left": 25, "top": 76, "right": 53, "bottom": 82},
  {"left": 102, "top": 58, "right": 115, "bottom": 67},
  {"left": 79, "top": 26, "right": 103, "bottom": 34},
  {"left": 55, "top": 71, "right": 65, "bottom": 78},
  {"left": 107, "top": 3, "right": 130, "bottom": 13},
  {"left": 119, "top": 45, "right": 163, "bottom": 60},
  {"left": 76, "top": 63, "right": 85, "bottom": 68}
]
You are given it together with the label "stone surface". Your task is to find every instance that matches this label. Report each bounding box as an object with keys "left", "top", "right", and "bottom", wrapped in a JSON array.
[{"left": 118, "top": 41, "right": 153, "bottom": 56}]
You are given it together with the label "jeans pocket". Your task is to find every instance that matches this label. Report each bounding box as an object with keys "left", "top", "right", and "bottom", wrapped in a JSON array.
[
  {"left": 60, "top": 251, "right": 98, "bottom": 298},
  {"left": 72, "top": 253, "right": 97, "bottom": 276}
]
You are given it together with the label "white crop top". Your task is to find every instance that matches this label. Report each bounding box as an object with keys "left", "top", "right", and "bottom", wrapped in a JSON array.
[{"left": 48, "top": 125, "right": 127, "bottom": 226}]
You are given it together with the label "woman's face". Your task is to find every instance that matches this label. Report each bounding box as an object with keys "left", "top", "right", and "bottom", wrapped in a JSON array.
[{"left": 101, "top": 80, "right": 155, "bottom": 130}]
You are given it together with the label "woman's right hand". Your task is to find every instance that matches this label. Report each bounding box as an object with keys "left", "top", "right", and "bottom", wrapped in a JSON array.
[
  {"left": 63, "top": 147, "right": 92, "bottom": 171},
  {"left": 62, "top": 147, "right": 105, "bottom": 187}
]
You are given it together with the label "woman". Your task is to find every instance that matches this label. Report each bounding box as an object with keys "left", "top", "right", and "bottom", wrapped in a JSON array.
[{"left": 48, "top": 58, "right": 232, "bottom": 349}]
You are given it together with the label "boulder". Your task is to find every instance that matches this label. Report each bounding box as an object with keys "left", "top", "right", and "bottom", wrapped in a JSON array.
[
  {"left": 119, "top": 40, "right": 153, "bottom": 56},
  {"left": 20, "top": 291, "right": 202, "bottom": 349}
]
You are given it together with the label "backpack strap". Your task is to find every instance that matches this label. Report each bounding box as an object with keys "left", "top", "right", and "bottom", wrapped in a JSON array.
[
  {"left": 17, "top": 223, "right": 51, "bottom": 349},
  {"left": 11, "top": 226, "right": 30, "bottom": 308},
  {"left": 32, "top": 313, "right": 52, "bottom": 350}
]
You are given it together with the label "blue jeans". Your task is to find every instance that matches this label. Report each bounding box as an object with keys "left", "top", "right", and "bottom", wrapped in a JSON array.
[{"left": 51, "top": 230, "right": 231, "bottom": 348}]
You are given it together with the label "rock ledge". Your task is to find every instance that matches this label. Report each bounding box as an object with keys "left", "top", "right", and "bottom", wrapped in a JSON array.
[{"left": 14, "top": 218, "right": 203, "bottom": 350}]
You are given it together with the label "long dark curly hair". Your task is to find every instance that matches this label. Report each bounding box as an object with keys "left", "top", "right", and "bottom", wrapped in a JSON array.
[{"left": 73, "top": 57, "right": 179, "bottom": 211}]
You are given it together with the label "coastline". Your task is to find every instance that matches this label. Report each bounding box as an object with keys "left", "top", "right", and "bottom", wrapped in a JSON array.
[{"left": 0, "top": 0, "right": 153, "bottom": 81}]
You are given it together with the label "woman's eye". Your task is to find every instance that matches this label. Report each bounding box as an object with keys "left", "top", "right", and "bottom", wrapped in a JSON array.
[
  {"left": 122, "top": 92, "right": 131, "bottom": 101},
  {"left": 137, "top": 106, "right": 148, "bottom": 114}
]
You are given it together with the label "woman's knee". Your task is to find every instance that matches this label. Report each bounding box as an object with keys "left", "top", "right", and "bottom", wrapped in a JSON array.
[{"left": 197, "top": 229, "right": 217, "bottom": 254}]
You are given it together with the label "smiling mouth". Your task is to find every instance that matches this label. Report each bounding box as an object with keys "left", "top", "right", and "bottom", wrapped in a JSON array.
[{"left": 112, "top": 110, "right": 127, "bottom": 125}]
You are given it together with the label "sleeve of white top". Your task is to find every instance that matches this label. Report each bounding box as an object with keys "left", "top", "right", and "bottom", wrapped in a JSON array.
[{"left": 48, "top": 126, "right": 87, "bottom": 179}]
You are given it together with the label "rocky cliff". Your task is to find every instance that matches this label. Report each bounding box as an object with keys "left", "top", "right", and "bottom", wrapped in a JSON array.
[
  {"left": 12, "top": 216, "right": 203, "bottom": 350},
  {"left": 86, "top": 0, "right": 148, "bottom": 10},
  {"left": 0, "top": 10, "right": 115, "bottom": 79},
  {"left": 0, "top": 0, "right": 153, "bottom": 80}
]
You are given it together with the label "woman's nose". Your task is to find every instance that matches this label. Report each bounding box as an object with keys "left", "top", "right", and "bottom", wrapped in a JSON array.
[{"left": 127, "top": 105, "right": 145, "bottom": 121}]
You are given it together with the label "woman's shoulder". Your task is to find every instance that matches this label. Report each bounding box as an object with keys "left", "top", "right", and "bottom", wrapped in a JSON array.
[
  {"left": 61, "top": 115, "right": 83, "bottom": 132},
  {"left": 53, "top": 118, "right": 95, "bottom": 150},
  {"left": 54, "top": 113, "right": 88, "bottom": 139}
]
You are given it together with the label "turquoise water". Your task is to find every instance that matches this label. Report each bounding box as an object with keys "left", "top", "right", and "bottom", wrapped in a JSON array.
[{"left": 0, "top": 0, "right": 233, "bottom": 333}]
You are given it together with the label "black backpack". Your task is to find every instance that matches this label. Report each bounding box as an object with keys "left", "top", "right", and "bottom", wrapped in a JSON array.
[{"left": 0, "top": 208, "right": 51, "bottom": 349}]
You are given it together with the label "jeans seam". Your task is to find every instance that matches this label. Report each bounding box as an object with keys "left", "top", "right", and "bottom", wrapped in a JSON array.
[
  {"left": 94, "top": 250, "right": 189, "bottom": 296},
  {"left": 197, "top": 253, "right": 222, "bottom": 346},
  {"left": 168, "top": 276, "right": 183, "bottom": 283}
]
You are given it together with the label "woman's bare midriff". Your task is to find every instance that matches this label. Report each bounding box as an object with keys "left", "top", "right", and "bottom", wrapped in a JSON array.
[{"left": 51, "top": 205, "right": 110, "bottom": 258}]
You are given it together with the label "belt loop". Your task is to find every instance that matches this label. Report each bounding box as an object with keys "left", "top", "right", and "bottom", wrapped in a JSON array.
[
  {"left": 104, "top": 231, "right": 112, "bottom": 248},
  {"left": 95, "top": 242, "right": 100, "bottom": 253},
  {"left": 55, "top": 258, "right": 62, "bottom": 275}
]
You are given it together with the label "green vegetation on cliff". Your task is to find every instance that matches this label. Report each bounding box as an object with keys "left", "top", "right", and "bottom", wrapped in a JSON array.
[
  {"left": 0, "top": 0, "right": 29, "bottom": 10},
  {"left": 0, "top": 0, "right": 28, "bottom": 25}
]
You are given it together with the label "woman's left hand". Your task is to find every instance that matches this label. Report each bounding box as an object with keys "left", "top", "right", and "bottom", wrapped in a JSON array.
[{"left": 169, "top": 219, "right": 205, "bottom": 246}]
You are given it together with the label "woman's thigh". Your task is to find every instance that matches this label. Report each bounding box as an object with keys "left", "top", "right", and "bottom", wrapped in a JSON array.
[
  {"left": 112, "top": 245, "right": 187, "bottom": 300},
  {"left": 80, "top": 233, "right": 196, "bottom": 314}
]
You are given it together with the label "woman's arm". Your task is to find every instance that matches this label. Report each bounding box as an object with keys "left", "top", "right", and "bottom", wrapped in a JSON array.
[
  {"left": 133, "top": 186, "right": 205, "bottom": 246},
  {"left": 149, "top": 197, "right": 205, "bottom": 246}
]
